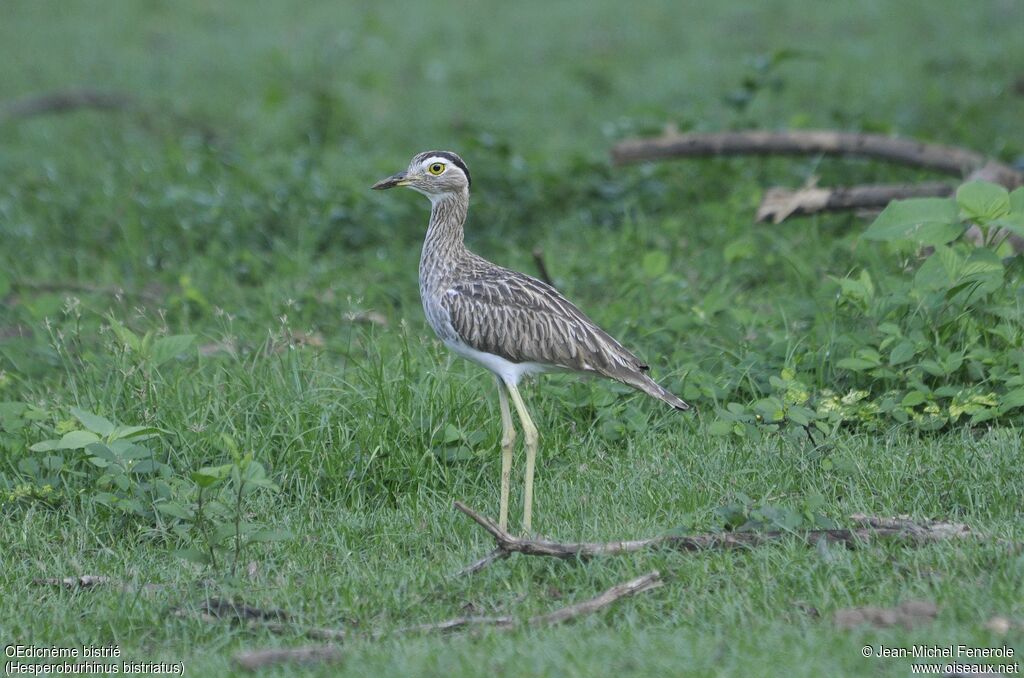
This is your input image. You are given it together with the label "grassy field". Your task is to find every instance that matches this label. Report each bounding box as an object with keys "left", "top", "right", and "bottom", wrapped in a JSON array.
[{"left": 2, "top": 1, "right": 1023, "bottom": 676}]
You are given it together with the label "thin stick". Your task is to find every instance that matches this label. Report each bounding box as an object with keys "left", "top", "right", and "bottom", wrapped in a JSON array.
[
  {"left": 453, "top": 501, "right": 970, "bottom": 561},
  {"left": 234, "top": 645, "right": 344, "bottom": 671},
  {"left": 405, "top": 570, "right": 661, "bottom": 633},
  {"left": 756, "top": 182, "right": 956, "bottom": 224},
  {"left": 610, "top": 130, "right": 1022, "bottom": 186},
  {"left": 453, "top": 547, "right": 511, "bottom": 577},
  {"left": 1, "top": 89, "right": 135, "bottom": 122},
  {"left": 532, "top": 247, "right": 554, "bottom": 286},
  {"left": 529, "top": 571, "right": 662, "bottom": 626},
  {"left": 228, "top": 571, "right": 662, "bottom": 668}
]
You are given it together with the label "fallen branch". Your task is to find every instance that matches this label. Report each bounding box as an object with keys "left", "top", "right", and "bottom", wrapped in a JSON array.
[
  {"left": 454, "top": 501, "right": 970, "bottom": 562},
  {"left": 529, "top": 570, "right": 662, "bottom": 626},
  {"left": 234, "top": 645, "right": 344, "bottom": 671},
  {"left": 453, "top": 547, "right": 510, "bottom": 577},
  {"left": 756, "top": 181, "right": 955, "bottom": 224},
  {"left": 1, "top": 88, "right": 221, "bottom": 143},
  {"left": 230, "top": 571, "right": 661, "bottom": 669},
  {"left": 610, "top": 130, "right": 1022, "bottom": 187},
  {"left": 405, "top": 570, "right": 661, "bottom": 635},
  {"left": 610, "top": 129, "right": 1023, "bottom": 243},
  {"left": 1, "top": 89, "right": 135, "bottom": 122}
]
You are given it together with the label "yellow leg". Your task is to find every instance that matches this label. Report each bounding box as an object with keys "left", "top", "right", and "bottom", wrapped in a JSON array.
[
  {"left": 505, "top": 382, "right": 539, "bottom": 534},
  {"left": 496, "top": 377, "right": 516, "bottom": 532}
]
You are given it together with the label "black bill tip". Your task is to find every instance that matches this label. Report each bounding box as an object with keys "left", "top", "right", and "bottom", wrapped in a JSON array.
[{"left": 371, "top": 172, "right": 406, "bottom": 190}]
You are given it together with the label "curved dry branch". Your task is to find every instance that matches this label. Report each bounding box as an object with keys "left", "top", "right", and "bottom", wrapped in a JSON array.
[
  {"left": 230, "top": 571, "right": 663, "bottom": 669},
  {"left": 610, "top": 130, "right": 1022, "bottom": 187},
  {"left": 454, "top": 501, "right": 970, "bottom": 563}
]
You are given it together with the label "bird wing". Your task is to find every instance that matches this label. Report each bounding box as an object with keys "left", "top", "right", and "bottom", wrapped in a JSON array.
[{"left": 440, "top": 268, "right": 649, "bottom": 378}]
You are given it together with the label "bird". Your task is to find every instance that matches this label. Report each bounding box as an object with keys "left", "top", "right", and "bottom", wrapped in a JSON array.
[{"left": 373, "top": 151, "right": 690, "bottom": 534}]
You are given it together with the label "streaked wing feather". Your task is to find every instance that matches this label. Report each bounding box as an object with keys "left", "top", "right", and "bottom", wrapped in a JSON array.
[{"left": 442, "top": 269, "right": 647, "bottom": 378}]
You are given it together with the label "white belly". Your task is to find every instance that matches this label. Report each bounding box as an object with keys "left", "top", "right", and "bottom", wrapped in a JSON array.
[{"left": 442, "top": 336, "right": 551, "bottom": 386}]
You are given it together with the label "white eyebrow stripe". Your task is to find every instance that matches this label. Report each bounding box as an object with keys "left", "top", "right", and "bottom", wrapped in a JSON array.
[{"left": 423, "top": 156, "right": 452, "bottom": 168}]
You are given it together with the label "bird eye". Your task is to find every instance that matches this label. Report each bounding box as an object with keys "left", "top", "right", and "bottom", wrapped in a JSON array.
[{"left": 428, "top": 162, "right": 445, "bottom": 175}]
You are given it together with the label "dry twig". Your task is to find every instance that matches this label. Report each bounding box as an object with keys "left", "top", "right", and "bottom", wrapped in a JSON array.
[
  {"left": 454, "top": 501, "right": 970, "bottom": 567},
  {"left": 532, "top": 248, "right": 555, "bottom": 286},
  {"left": 454, "top": 547, "right": 511, "bottom": 577},
  {"left": 405, "top": 570, "right": 661, "bottom": 635},
  {"left": 1, "top": 89, "right": 135, "bottom": 122},
  {"left": 218, "top": 573, "right": 663, "bottom": 667}
]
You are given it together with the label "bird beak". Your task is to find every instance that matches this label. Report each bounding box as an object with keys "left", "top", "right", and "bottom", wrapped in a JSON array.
[{"left": 371, "top": 172, "right": 409, "bottom": 190}]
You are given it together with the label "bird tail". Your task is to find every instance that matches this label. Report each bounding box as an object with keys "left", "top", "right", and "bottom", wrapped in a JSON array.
[{"left": 622, "top": 372, "right": 691, "bottom": 411}]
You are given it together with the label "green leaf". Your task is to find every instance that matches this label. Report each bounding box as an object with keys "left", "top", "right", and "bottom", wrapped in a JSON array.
[
  {"left": 108, "top": 425, "right": 165, "bottom": 441},
  {"left": 863, "top": 198, "right": 961, "bottom": 244},
  {"left": 192, "top": 464, "right": 232, "bottom": 487},
  {"left": 708, "top": 420, "right": 733, "bottom": 436},
  {"left": 956, "top": 181, "right": 1010, "bottom": 222},
  {"left": 961, "top": 248, "right": 1004, "bottom": 278},
  {"left": 723, "top": 237, "right": 756, "bottom": 263},
  {"left": 992, "top": 212, "right": 1024, "bottom": 238},
  {"left": 120, "top": 444, "right": 156, "bottom": 460},
  {"left": 836, "top": 357, "right": 877, "bottom": 372},
  {"left": 787, "top": 406, "right": 814, "bottom": 426},
  {"left": 130, "top": 459, "right": 164, "bottom": 474},
  {"left": 888, "top": 341, "right": 917, "bottom": 366},
  {"left": 69, "top": 407, "right": 116, "bottom": 437},
  {"left": 1010, "top": 187, "right": 1024, "bottom": 214},
  {"left": 30, "top": 430, "right": 101, "bottom": 451},
  {"left": 999, "top": 389, "right": 1024, "bottom": 414},
  {"left": 641, "top": 251, "right": 669, "bottom": 277},
  {"left": 156, "top": 501, "right": 195, "bottom": 520},
  {"left": 901, "top": 391, "right": 927, "bottom": 407},
  {"left": 917, "top": 359, "right": 947, "bottom": 377},
  {"left": 149, "top": 335, "right": 196, "bottom": 366},
  {"left": 108, "top": 319, "right": 141, "bottom": 352},
  {"left": 914, "top": 244, "right": 963, "bottom": 290},
  {"left": 442, "top": 423, "right": 462, "bottom": 444},
  {"left": 248, "top": 528, "right": 294, "bottom": 542}
]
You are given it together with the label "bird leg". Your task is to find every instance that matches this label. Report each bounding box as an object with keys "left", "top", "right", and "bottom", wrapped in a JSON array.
[
  {"left": 505, "top": 382, "right": 539, "bottom": 535},
  {"left": 496, "top": 378, "right": 516, "bottom": 532}
]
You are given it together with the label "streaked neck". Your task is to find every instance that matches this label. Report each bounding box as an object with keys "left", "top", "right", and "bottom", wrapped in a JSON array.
[{"left": 423, "top": 190, "right": 469, "bottom": 260}]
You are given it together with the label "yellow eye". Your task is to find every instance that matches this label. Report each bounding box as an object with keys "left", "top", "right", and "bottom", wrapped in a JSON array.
[{"left": 428, "top": 162, "right": 445, "bottom": 175}]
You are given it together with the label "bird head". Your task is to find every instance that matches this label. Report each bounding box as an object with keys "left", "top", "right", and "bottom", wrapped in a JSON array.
[{"left": 372, "top": 151, "right": 471, "bottom": 200}]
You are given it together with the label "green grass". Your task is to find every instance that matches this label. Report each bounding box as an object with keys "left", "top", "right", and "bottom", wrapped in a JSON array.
[{"left": 2, "top": 1, "right": 1023, "bottom": 676}]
